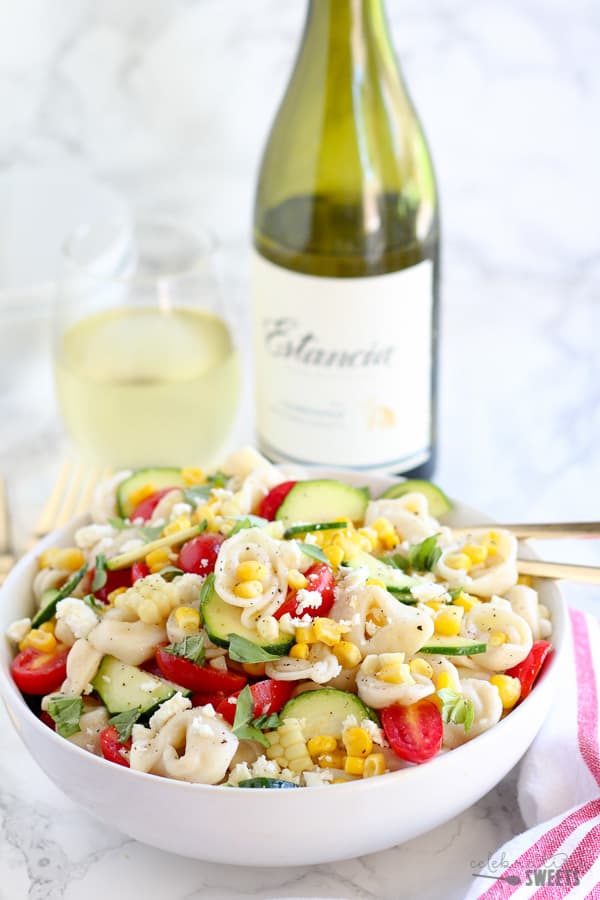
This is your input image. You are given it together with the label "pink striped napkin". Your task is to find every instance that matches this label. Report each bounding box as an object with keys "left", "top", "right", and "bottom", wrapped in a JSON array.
[{"left": 466, "top": 609, "right": 600, "bottom": 899}]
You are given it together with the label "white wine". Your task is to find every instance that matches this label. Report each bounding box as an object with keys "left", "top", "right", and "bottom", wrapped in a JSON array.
[
  {"left": 55, "top": 307, "right": 239, "bottom": 467},
  {"left": 252, "top": 0, "right": 439, "bottom": 476}
]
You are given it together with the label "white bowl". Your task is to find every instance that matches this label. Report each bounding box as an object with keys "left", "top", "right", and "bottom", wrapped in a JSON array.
[{"left": 0, "top": 470, "right": 566, "bottom": 866}]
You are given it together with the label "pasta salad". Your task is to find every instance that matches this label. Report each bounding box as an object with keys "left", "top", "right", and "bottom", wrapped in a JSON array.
[{"left": 6, "top": 448, "right": 553, "bottom": 789}]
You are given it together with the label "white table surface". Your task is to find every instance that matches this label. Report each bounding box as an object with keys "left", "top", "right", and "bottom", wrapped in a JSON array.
[{"left": 1, "top": 1, "right": 599, "bottom": 897}]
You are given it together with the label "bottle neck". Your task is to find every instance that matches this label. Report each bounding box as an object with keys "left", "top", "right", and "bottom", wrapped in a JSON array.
[{"left": 302, "top": 0, "right": 394, "bottom": 62}]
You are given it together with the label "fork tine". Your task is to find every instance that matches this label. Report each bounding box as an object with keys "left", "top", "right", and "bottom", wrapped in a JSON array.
[
  {"left": 53, "top": 462, "right": 88, "bottom": 529},
  {"left": 34, "top": 460, "right": 74, "bottom": 539},
  {"left": 73, "top": 465, "right": 103, "bottom": 518}
]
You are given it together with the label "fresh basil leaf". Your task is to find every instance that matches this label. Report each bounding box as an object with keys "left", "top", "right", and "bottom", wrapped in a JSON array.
[
  {"left": 383, "top": 553, "right": 410, "bottom": 572},
  {"left": 137, "top": 524, "right": 165, "bottom": 542},
  {"left": 233, "top": 724, "right": 270, "bottom": 747},
  {"left": 297, "top": 542, "right": 329, "bottom": 564},
  {"left": 232, "top": 684, "right": 254, "bottom": 729},
  {"left": 408, "top": 534, "right": 442, "bottom": 572},
  {"left": 449, "top": 587, "right": 464, "bottom": 601},
  {"left": 182, "top": 471, "right": 229, "bottom": 506},
  {"left": 253, "top": 712, "right": 280, "bottom": 731},
  {"left": 82, "top": 593, "right": 103, "bottom": 612},
  {"left": 387, "top": 585, "right": 415, "bottom": 600},
  {"left": 437, "top": 688, "right": 474, "bottom": 733},
  {"left": 109, "top": 707, "right": 141, "bottom": 743},
  {"left": 108, "top": 516, "right": 130, "bottom": 530},
  {"left": 92, "top": 554, "right": 108, "bottom": 591},
  {"left": 164, "top": 634, "right": 205, "bottom": 666},
  {"left": 158, "top": 566, "right": 184, "bottom": 581},
  {"left": 227, "top": 633, "right": 281, "bottom": 663},
  {"left": 47, "top": 696, "right": 83, "bottom": 738},
  {"left": 228, "top": 515, "right": 269, "bottom": 536},
  {"left": 199, "top": 571, "right": 215, "bottom": 607}
]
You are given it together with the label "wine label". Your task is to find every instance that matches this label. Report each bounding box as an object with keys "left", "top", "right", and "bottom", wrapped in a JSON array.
[{"left": 252, "top": 252, "right": 434, "bottom": 473}]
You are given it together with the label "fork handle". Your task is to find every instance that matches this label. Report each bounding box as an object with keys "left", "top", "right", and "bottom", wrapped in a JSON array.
[
  {"left": 517, "top": 558, "right": 600, "bottom": 584},
  {"left": 455, "top": 522, "right": 600, "bottom": 540}
]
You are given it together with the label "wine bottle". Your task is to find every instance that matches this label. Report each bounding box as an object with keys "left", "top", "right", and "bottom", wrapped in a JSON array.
[{"left": 252, "top": 0, "right": 439, "bottom": 477}]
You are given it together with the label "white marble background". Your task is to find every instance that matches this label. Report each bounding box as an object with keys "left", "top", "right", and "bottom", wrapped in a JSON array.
[{"left": 0, "top": 1, "right": 598, "bottom": 898}]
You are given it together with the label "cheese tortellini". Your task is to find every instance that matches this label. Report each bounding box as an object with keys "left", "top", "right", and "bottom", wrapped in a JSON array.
[
  {"left": 356, "top": 654, "right": 435, "bottom": 709},
  {"left": 88, "top": 618, "right": 166, "bottom": 666},
  {"left": 462, "top": 602, "right": 532, "bottom": 671},
  {"left": 436, "top": 529, "right": 518, "bottom": 598},
  {"left": 506, "top": 585, "right": 552, "bottom": 641},
  {"left": 443, "top": 678, "right": 503, "bottom": 748},
  {"left": 266, "top": 642, "right": 341, "bottom": 684},
  {"left": 365, "top": 494, "right": 448, "bottom": 545}
]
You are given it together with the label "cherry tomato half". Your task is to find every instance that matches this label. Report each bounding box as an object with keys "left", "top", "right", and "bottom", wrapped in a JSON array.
[
  {"left": 191, "top": 691, "right": 227, "bottom": 709},
  {"left": 216, "top": 679, "right": 294, "bottom": 725},
  {"left": 131, "top": 561, "right": 150, "bottom": 583},
  {"left": 273, "top": 562, "right": 335, "bottom": 620},
  {"left": 381, "top": 700, "right": 443, "bottom": 764},
  {"left": 99, "top": 726, "right": 131, "bottom": 767},
  {"left": 93, "top": 566, "right": 133, "bottom": 603},
  {"left": 259, "top": 481, "right": 297, "bottom": 520},
  {"left": 131, "top": 487, "right": 180, "bottom": 522},
  {"left": 155, "top": 647, "right": 247, "bottom": 694},
  {"left": 505, "top": 640, "right": 553, "bottom": 702},
  {"left": 178, "top": 533, "right": 225, "bottom": 576},
  {"left": 11, "top": 646, "right": 69, "bottom": 696}
]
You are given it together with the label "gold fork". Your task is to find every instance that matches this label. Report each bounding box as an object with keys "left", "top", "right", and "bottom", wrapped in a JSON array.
[
  {"left": 32, "top": 460, "right": 112, "bottom": 544},
  {"left": 0, "top": 476, "right": 14, "bottom": 586}
]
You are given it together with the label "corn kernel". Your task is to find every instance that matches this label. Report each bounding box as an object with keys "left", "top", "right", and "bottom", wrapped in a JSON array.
[
  {"left": 363, "top": 752, "right": 386, "bottom": 778},
  {"left": 342, "top": 727, "right": 373, "bottom": 758},
  {"left": 323, "top": 545, "right": 344, "bottom": 568},
  {"left": 295, "top": 624, "right": 315, "bottom": 644},
  {"left": 317, "top": 750, "right": 346, "bottom": 769},
  {"left": 489, "top": 631, "right": 508, "bottom": 647},
  {"left": 312, "top": 617, "right": 347, "bottom": 647},
  {"left": 518, "top": 574, "right": 534, "bottom": 587},
  {"left": 146, "top": 547, "right": 172, "bottom": 573},
  {"left": 490, "top": 674, "right": 521, "bottom": 709},
  {"left": 444, "top": 553, "right": 472, "bottom": 570},
  {"left": 236, "top": 561, "right": 269, "bottom": 583},
  {"left": 163, "top": 515, "right": 192, "bottom": 536},
  {"left": 436, "top": 670, "right": 457, "bottom": 691},
  {"left": 307, "top": 735, "right": 338, "bottom": 757},
  {"left": 233, "top": 580, "right": 264, "bottom": 599},
  {"left": 289, "top": 642, "right": 310, "bottom": 660},
  {"left": 377, "top": 661, "right": 414, "bottom": 684},
  {"left": 425, "top": 600, "right": 445, "bottom": 612},
  {"left": 128, "top": 484, "right": 156, "bottom": 507},
  {"left": 366, "top": 578, "right": 386, "bottom": 589},
  {"left": 434, "top": 608, "right": 463, "bottom": 637},
  {"left": 107, "top": 586, "right": 128, "bottom": 606},
  {"left": 20, "top": 629, "right": 57, "bottom": 653},
  {"left": 452, "top": 592, "right": 481, "bottom": 611},
  {"left": 174, "top": 606, "right": 201, "bottom": 632},
  {"left": 181, "top": 467, "right": 205, "bottom": 486},
  {"left": 287, "top": 569, "right": 308, "bottom": 590},
  {"left": 242, "top": 662, "right": 266, "bottom": 676},
  {"left": 332, "top": 640, "right": 362, "bottom": 668},
  {"left": 344, "top": 756, "right": 365, "bottom": 776},
  {"left": 409, "top": 658, "right": 434, "bottom": 679},
  {"left": 370, "top": 518, "right": 398, "bottom": 549},
  {"left": 39, "top": 621, "right": 55, "bottom": 635},
  {"left": 38, "top": 547, "right": 85, "bottom": 571},
  {"left": 462, "top": 543, "right": 488, "bottom": 565},
  {"left": 357, "top": 527, "right": 378, "bottom": 551},
  {"left": 366, "top": 607, "right": 388, "bottom": 628}
]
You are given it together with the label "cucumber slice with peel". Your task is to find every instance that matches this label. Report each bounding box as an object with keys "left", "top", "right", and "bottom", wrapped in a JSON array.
[
  {"left": 91, "top": 655, "right": 189, "bottom": 715},
  {"left": 275, "top": 480, "right": 369, "bottom": 528},
  {"left": 117, "top": 467, "right": 185, "bottom": 518},
  {"left": 280, "top": 689, "right": 375, "bottom": 738},
  {"left": 106, "top": 524, "right": 204, "bottom": 571},
  {"left": 238, "top": 778, "right": 299, "bottom": 789},
  {"left": 284, "top": 520, "right": 348, "bottom": 538},
  {"left": 201, "top": 586, "right": 293, "bottom": 655},
  {"left": 345, "top": 550, "right": 416, "bottom": 594},
  {"left": 379, "top": 479, "right": 452, "bottom": 518},
  {"left": 420, "top": 635, "right": 487, "bottom": 656}
]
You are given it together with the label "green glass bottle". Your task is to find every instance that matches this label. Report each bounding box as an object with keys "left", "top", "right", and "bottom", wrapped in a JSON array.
[{"left": 252, "top": 0, "right": 439, "bottom": 476}]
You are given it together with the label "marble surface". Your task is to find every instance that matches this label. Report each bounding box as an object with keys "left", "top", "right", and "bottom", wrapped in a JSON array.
[{"left": 0, "top": 0, "right": 599, "bottom": 898}]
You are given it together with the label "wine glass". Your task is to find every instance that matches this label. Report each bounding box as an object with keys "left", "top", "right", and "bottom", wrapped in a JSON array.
[{"left": 54, "top": 217, "right": 240, "bottom": 468}]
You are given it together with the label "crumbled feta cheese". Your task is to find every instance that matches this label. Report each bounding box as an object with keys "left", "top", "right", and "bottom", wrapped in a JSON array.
[
  {"left": 228, "top": 762, "right": 251, "bottom": 786},
  {"left": 227, "top": 696, "right": 237, "bottom": 705},
  {"left": 6, "top": 618, "right": 31, "bottom": 644},
  {"left": 296, "top": 589, "right": 322, "bottom": 614},
  {"left": 303, "top": 533, "right": 318, "bottom": 545},
  {"left": 55, "top": 598, "right": 98, "bottom": 639},
  {"left": 148, "top": 692, "right": 191, "bottom": 731},
  {"left": 190, "top": 717, "right": 214, "bottom": 737},
  {"left": 171, "top": 502, "right": 193, "bottom": 519},
  {"left": 278, "top": 612, "right": 314, "bottom": 635},
  {"left": 342, "top": 714, "right": 358, "bottom": 732},
  {"left": 279, "top": 768, "right": 301, "bottom": 785},
  {"left": 303, "top": 769, "right": 333, "bottom": 787},
  {"left": 140, "top": 681, "right": 158, "bottom": 693},
  {"left": 200, "top": 558, "right": 209, "bottom": 568},
  {"left": 410, "top": 582, "right": 448, "bottom": 603},
  {"left": 200, "top": 703, "right": 216, "bottom": 717},
  {"left": 360, "top": 718, "right": 386, "bottom": 746},
  {"left": 252, "top": 756, "right": 280, "bottom": 779}
]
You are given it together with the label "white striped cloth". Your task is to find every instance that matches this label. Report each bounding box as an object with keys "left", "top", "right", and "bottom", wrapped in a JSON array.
[{"left": 466, "top": 609, "right": 600, "bottom": 899}]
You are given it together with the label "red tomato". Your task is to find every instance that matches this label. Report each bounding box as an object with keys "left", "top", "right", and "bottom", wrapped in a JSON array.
[
  {"left": 131, "top": 561, "right": 150, "bottom": 583},
  {"left": 40, "top": 711, "right": 56, "bottom": 731},
  {"left": 259, "top": 481, "right": 297, "bottom": 520},
  {"left": 381, "top": 701, "right": 443, "bottom": 764},
  {"left": 216, "top": 679, "right": 294, "bottom": 725},
  {"left": 93, "top": 566, "right": 133, "bottom": 603},
  {"left": 155, "top": 647, "right": 247, "bottom": 694},
  {"left": 178, "top": 533, "right": 225, "bottom": 576},
  {"left": 99, "top": 726, "right": 131, "bottom": 767},
  {"left": 191, "top": 691, "right": 227, "bottom": 708},
  {"left": 131, "top": 487, "right": 180, "bottom": 522},
  {"left": 273, "top": 562, "right": 335, "bottom": 620},
  {"left": 11, "top": 646, "right": 69, "bottom": 696},
  {"left": 505, "top": 640, "right": 553, "bottom": 702}
]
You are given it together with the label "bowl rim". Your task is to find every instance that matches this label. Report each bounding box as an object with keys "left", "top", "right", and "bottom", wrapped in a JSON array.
[{"left": 0, "top": 473, "right": 567, "bottom": 796}]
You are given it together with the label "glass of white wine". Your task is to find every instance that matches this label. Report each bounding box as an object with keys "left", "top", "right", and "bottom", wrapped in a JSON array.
[{"left": 54, "top": 217, "right": 240, "bottom": 468}]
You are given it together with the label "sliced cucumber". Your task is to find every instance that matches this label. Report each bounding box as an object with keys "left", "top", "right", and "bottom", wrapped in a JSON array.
[
  {"left": 345, "top": 550, "right": 416, "bottom": 594},
  {"left": 380, "top": 479, "right": 452, "bottom": 518},
  {"left": 238, "top": 778, "right": 299, "bottom": 789},
  {"left": 91, "top": 655, "right": 189, "bottom": 715},
  {"left": 117, "top": 467, "right": 185, "bottom": 518},
  {"left": 31, "top": 566, "right": 87, "bottom": 628},
  {"left": 420, "top": 635, "right": 487, "bottom": 656},
  {"left": 275, "top": 480, "right": 369, "bottom": 528},
  {"left": 284, "top": 521, "right": 348, "bottom": 539},
  {"left": 106, "top": 523, "right": 204, "bottom": 571},
  {"left": 280, "top": 689, "right": 374, "bottom": 738},
  {"left": 201, "top": 588, "right": 294, "bottom": 655}
]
